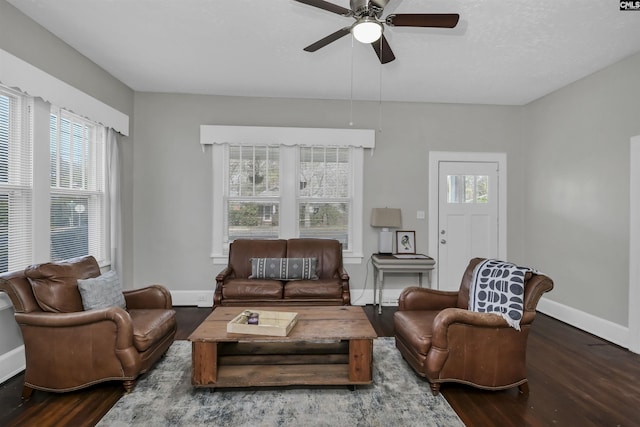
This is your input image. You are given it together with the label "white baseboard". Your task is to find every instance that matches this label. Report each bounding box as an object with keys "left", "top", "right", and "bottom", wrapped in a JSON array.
[
  {"left": 171, "top": 289, "right": 395, "bottom": 308},
  {"left": 0, "top": 345, "right": 25, "bottom": 384},
  {"left": 537, "top": 297, "right": 630, "bottom": 350},
  {"left": 170, "top": 291, "right": 215, "bottom": 307}
]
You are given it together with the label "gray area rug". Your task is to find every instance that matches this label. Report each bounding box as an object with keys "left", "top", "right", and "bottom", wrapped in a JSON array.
[{"left": 98, "top": 338, "right": 464, "bottom": 427}]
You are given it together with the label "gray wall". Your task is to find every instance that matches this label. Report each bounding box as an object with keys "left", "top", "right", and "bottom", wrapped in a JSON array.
[
  {"left": 132, "top": 93, "right": 526, "bottom": 298},
  {"left": 524, "top": 52, "right": 640, "bottom": 326}
]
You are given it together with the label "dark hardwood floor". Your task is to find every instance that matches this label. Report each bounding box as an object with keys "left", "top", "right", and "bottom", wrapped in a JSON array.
[{"left": 1, "top": 306, "right": 639, "bottom": 426}]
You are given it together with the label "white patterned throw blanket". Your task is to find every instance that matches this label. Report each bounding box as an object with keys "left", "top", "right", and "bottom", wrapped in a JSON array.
[{"left": 469, "top": 259, "right": 533, "bottom": 330}]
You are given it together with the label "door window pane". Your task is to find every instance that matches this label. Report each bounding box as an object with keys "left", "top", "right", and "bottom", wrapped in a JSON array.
[{"left": 447, "top": 175, "right": 489, "bottom": 204}]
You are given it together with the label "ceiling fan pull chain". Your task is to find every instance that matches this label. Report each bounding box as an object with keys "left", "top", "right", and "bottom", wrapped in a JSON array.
[{"left": 378, "top": 41, "right": 383, "bottom": 133}]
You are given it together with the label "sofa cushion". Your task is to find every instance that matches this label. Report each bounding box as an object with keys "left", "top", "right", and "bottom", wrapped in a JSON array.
[
  {"left": 222, "top": 279, "right": 283, "bottom": 299},
  {"left": 283, "top": 279, "right": 342, "bottom": 299},
  {"left": 393, "top": 310, "right": 438, "bottom": 356},
  {"left": 25, "top": 255, "right": 101, "bottom": 313},
  {"left": 286, "top": 238, "right": 342, "bottom": 279},
  {"left": 128, "top": 309, "right": 177, "bottom": 352},
  {"left": 229, "top": 239, "right": 287, "bottom": 279},
  {"left": 77, "top": 270, "right": 126, "bottom": 310},
  {"left": 249, "top": 257, "right": 318, "bottom": 280}
]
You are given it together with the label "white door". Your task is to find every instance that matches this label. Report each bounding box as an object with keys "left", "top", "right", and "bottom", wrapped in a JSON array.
[{"left": 437, "top": 161, "right": 500, "bottom": 291}]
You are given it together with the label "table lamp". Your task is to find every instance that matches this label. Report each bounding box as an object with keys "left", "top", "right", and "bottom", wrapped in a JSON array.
[{"left": 371, "top": 208, "right": 402, "bottom": 254}]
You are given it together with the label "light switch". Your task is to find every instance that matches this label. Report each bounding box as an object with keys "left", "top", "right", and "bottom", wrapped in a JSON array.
[{"left": 416, "top": 210, "right": 426, "bottom": 219}]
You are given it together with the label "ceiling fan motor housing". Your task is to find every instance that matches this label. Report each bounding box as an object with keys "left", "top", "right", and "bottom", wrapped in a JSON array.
[{"left": 350, "top": 0, "right": 387, "bottom": 18}]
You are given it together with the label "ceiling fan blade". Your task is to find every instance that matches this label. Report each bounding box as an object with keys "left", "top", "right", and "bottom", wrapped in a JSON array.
[
  {"left": 293, "top": 0, "right": 352, "bottom": 16},
  {"left": 371, "top": 34, "right": 396, "bottom": 64},
  {"left": 385, "top": 13, "right": 460, "bottom": 28},
  {"left": 304, "top": 27, "right": 351, "bottom": 52}
]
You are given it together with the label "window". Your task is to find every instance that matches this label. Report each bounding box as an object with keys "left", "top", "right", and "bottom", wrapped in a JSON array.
[
  {"left": 0, "top": 83, "right": 111, "bottom": 275},
  {"left": 204, "top": 125, "right": 374, "bottom": 263},
  {"left": 227, "top": 145, "right": 280, "bottom": 240},
  {"left": 298, "top": 146, "right": 351, "bottom": 243},
  {"left": 50, "top": 108, "right": 106, "bottom": 262},
  {"left": 0, "top": 87, "right": 32, "bottom": 273},
  {"left": 447, "top": 175, "right": 489, "bottom": 204}
]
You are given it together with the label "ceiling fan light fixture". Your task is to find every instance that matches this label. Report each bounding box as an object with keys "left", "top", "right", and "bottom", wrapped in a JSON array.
[{"left": 351, "top": 17, "right": 383, "bottom": 44}]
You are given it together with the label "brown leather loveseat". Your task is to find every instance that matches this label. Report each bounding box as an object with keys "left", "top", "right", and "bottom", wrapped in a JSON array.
[
  {"left": 214, "top": 238, "right": 350, "bottom": 306},
  {"left": 0, "top": 255, "right": 176, "bottom": 398}
]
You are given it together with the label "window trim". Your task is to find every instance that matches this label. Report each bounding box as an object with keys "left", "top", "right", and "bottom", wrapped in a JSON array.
[
  {"left": 0, "top": 48, "right": 129, "bottom": 135},
  {"left": 202, "top": 125, "right": 374, "bottom": 265}
]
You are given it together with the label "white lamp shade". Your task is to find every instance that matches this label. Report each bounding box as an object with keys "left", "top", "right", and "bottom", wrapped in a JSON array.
[{"left": 352, "top": 19, "right": 383, "bottom": 44}]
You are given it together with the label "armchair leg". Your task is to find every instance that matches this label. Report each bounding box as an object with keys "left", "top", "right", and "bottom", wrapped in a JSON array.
[
  {"left": 21, "top": 385, "right": 34, "bottom": 400},
  {"left": 123, "top": 380, "right": 135, "bottom": 393},
  {"left": 429, "top": 382, "right": 441, "bottom": 396},
  {"left": 518, "top": 382, "right": 530, "bottom": 395}
]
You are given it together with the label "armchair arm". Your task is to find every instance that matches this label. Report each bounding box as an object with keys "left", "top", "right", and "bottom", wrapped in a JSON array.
[
  {"left": 124, "top": 285, "right": 172, "bottom": 309},
  {"left": 398, "top": 286, "right": 459, "bottom": 311},
  {"left": 430, "top": 307, "right": 510, "bottom": 349},
  {"left": 15, "top": 307, "right": 134, "bottom": 350},
  {"left": 14, "top": 308, "right": 144, "bottom": 388}
]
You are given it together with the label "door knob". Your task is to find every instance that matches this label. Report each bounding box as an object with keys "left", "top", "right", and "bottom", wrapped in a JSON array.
[{"left": 440, "top": 239, "right": 446, "bottom": 244}]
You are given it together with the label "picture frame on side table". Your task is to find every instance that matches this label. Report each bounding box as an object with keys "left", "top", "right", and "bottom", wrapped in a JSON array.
[{"left": 396, "top": 231, "right": 416, "bottom": 254}]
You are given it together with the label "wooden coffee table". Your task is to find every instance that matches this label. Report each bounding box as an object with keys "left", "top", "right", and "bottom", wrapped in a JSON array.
[{"left": 188, "top": 306, "right": 377, "bottom": 389}]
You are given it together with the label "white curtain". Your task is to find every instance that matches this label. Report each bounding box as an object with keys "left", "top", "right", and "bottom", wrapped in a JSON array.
[{"left": 106, "top": 128, "right": 123, "bottom": 285}]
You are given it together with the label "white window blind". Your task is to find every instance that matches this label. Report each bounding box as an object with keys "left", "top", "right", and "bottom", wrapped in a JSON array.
[
  {"left": 298, "top": 146, "right": 351, "bottom": 243},
  {"left": 50, "top": 107, "right": 106, "bottom": 263},
  {"left": 0, "top": 86, "right": 33, "bottom": 273}
]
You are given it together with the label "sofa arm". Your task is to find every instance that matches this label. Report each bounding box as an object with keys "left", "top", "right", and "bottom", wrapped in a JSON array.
[
  {"left": 216, "top": 266, "right": 233, "bottom": 283},
  {"left": 338, "top": 267, "right": 350, "bottom": 304},
  {"left": 398, "top": 287, "right": 459, "bottom": 311},
  {"left": 214, "top": 266, "right": 234, "bottom": 306},
  {"left": 338, "top": 266, "right": 349, "bottom": 281},
  {"left": 124, "top": 285, "right": 172, "bottom": 309}
]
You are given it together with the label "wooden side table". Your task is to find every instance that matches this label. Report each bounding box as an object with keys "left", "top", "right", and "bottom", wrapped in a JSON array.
[{"left": 371, "top": 254, "right": 436, "bottom": 314}]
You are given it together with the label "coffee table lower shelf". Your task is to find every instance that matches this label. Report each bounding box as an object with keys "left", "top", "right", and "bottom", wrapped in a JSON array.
[{"left": 191, "top": 340, "right": 373, "bottom": 389}]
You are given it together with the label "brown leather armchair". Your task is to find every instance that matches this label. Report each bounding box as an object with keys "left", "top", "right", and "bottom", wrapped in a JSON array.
[
  {"left": 0, "top": 256, "right": 177, "bottom": 399},
  {"left": 394, "top": 257, "right": 553, "bottom": 395}
]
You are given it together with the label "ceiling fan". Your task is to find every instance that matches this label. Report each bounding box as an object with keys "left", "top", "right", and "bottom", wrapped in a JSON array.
[{"left": 294, "top": 0, "right": 460, "bottom": 64}]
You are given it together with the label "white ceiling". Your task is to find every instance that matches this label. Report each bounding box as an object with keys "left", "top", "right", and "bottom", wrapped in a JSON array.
[{"left": 8, "top": 0, "right": 640, "bottom": 105}]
